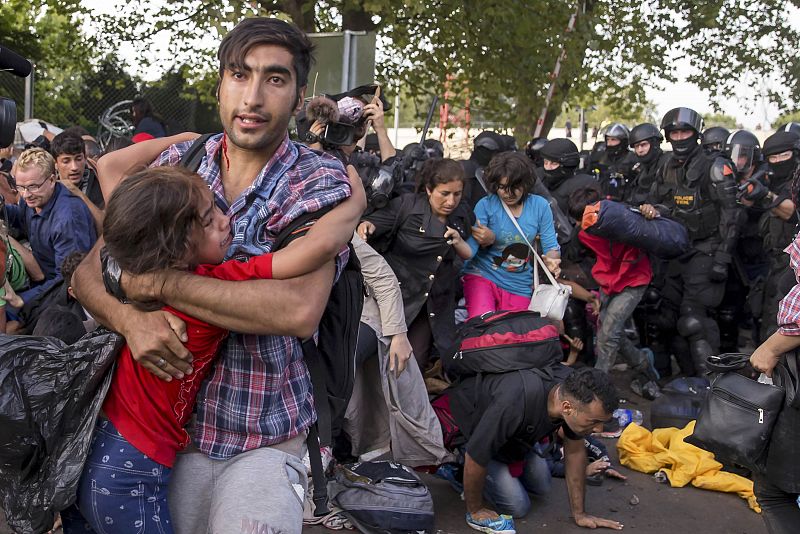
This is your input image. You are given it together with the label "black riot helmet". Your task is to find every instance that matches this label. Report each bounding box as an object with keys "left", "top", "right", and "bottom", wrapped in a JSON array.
[
  {"left": 661, "top": 107, "right": 704, "bottom": 135},
  {"left": 421, "top": 138, "right": 444, "bottom": 159},
  {"left": 701, "top": 126, "right": 730, "bottom": 153},
  {"left": 629, "top": 123, "right": 663, "bottom": 164},
  {"left": 472, "top": 131, "right": 506, "bottom": 167},
  {"left": 763, "top": 130, "right": 800, "bottom": 183},
  {"left": 604, "top": 122, "right": 630, "bottom": 157},
  {"left": 540, "top": 138, "right": 580, "bottom": 189},
  {"left": 661, "top": 107, "right": 703, "bottom": 157},
  {"left": 525, "top": 137, "right": 548, "bottom": 165},
  {"left": 629, "top": 123, "right": 663, "bottom": 147},
  {"left": 724, "top": 130, "right": 761, "bottom": 179},
  {"left": 540, "top": 138, "right": 581, "bottom": 168},
  {"left": 777, "top": 122, "right": 800, "bottom": 136},
  {"left": 604, "top": 122, "right": 630, "bottom": 143}
]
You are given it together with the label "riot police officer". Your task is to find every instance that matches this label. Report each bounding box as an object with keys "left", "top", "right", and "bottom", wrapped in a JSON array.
[
  {"left": 751, "top": 130, "right": 800, "bottom": 340},
  {"left": 462, "top": 131, "right": 511, "bottom": 209},
  {"left": 626, "top": 123, "right": 667, "bottom": 206},
  {"left": 540, "top": 138, "right": 601, "bottom": 215},
  {"left": 590, "top": 123, "right": 636, "bottom": 201},
  {"left": 525, "top": 136, "right": 548, "bottom": 168},
  {"left": 701, "top": 126, "right": 730, "bottom": 154},
  {"left": 718, "top": 130, "right": 768, "bottom": 350},
  {"left": 640, "top": 107, "right": 741, "bottom": 375}
]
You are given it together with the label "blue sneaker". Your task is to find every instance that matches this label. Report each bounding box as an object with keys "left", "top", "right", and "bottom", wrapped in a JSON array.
[
  {"left": 435, "top": 463, "right": 464, "bottom": 494},
  {"left": 641, "top": 347, "right": 661, "bottom": 380},
  {"left": 465, "top": 513, "right": 516, "bottom": 534}
]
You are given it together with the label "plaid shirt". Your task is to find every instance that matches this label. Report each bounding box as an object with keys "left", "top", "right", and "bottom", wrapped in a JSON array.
[
  {"left": 155, "top": 133, "right": 350, "bottom": 458},
  {"left": 778, "top": 234, "right": 800, "bottom": 336}
]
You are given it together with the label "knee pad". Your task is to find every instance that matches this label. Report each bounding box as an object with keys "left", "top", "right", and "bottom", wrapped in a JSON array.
[
  {"left": 643, "top": 287, "right": 662, "bottom": 307},
  {"left": 677, "top": 315, "right": 705, "bottom": 339}
]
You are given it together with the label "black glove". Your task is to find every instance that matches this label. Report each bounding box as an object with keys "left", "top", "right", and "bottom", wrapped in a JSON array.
[
  {"left": 709, "top": 261, "right": 729, "bottom": 282},
  {"left": 738, "top": 177, "right": 768, "bottom": 202}
]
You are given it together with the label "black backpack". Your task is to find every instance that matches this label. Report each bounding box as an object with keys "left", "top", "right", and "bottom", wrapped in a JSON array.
[{"left": 180, "top": 135, "right": 365, "bottom": 516}]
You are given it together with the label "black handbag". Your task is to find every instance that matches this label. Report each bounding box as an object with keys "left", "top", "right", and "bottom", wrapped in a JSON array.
[{"left": 687, "top": 353, "right": 786, "bottom": 471}]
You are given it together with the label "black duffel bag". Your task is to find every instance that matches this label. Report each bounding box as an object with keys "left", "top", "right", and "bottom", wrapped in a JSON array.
[{"left": 687, "top": 353, "right": 789, "bottom": 471}]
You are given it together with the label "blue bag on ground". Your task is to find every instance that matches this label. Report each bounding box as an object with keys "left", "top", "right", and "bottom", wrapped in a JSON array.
[
  {"left": 650, "top": 377, "right": 710, "bottom": 430},
  {"left": 584, "top": 200, "right": 690, "bottom": 259},
  {"left": 328, "top": 461, "right": 435, "bottom": 533},
  {"left": 0, "top": 329, "right": 123, "bottom": 534}
]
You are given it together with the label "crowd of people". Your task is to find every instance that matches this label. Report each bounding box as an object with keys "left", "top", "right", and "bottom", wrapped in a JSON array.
[{"left": 1, "top": 15, "right": 800, "bottom": 534}]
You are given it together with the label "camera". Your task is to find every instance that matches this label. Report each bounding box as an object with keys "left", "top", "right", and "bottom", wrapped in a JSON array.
[
  {"left": 1, "top": 45, "right": 33, "bottom": 147},
  {"left": 322, "top": 121, "right": 357, "bottom": 147}
]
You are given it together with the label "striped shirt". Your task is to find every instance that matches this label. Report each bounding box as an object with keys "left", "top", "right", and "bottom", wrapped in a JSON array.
[
  {"left": 155, "top": 132, "right": 350, "bottom": 458},
  {"left": 778, "top": 234, "right": 800, "bottom": 336}
]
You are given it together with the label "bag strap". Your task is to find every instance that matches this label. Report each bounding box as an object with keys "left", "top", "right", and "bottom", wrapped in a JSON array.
[
  {"left": 179, "top": 133, "right": 215, "bottom": 172},
  {"left": 306, "top": 424, "right": 330, "bottom": 516},
  {"left": 475, "top": 168, "right": 488, "bottom": 192},
  {"left": 704, "top": 353, "right": 750, "bottom": 373},
  {"left": 499, "top": 200, "right": 559, "bottom": 287}
]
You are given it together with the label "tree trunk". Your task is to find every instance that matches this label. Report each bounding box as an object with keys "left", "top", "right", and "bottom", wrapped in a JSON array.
[
  {"left": 279, "top": 0, "right": 315, "bottom": 32},
  {"left": 341, "top": 1, "right": 378, "bottom": 31}
]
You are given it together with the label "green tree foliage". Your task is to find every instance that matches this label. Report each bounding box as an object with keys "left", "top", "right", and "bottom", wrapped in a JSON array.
[
  {"left": 15, "top": 0, "right": 798, "bottom": 139},
  {"left": 772, "top": 110, "right": 800, "bottom": 128},
  {"left": 0, "top": 0, "right": 95, "bottom": 126},
  {"left": 702, "top": 113, "right": 738, "bottom": 129}
]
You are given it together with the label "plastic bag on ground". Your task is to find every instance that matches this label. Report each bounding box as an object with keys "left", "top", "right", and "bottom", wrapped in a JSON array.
[{"left": 0, "top": 329, "right": 124, "bottom": 534}]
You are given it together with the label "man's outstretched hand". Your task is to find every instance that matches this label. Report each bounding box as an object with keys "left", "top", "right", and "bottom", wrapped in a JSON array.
[{"left": 574, "top": 512, "right": 624, "bottom": 530}]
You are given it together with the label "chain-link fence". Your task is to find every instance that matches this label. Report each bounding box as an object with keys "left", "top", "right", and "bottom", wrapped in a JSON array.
[
  {"left": 0, "top": 64, "right": 221, "bottom": 150},
  {"left": 0, "top": 73, "right": 26, "bottom": 127}
]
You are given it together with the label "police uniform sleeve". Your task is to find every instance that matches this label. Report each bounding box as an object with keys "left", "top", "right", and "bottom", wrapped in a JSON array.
[{"left": 709, "top": 156, "right": 742, "bottom": 272}]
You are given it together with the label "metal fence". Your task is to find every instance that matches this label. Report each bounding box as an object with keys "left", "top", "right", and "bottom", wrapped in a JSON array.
[{"left": 0, "top": 65, "right": 221, "bottom": 149}]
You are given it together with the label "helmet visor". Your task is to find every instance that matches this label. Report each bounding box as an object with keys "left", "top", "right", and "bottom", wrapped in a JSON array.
[
  {"left": 663, "top": 108, "right": 702, "bottom": 132},
  {"left": 371, "top": 167, "right": 394, "bottom": 196},
  {"left": 729, "top": 144, "right": 755, "bottom": 173}
]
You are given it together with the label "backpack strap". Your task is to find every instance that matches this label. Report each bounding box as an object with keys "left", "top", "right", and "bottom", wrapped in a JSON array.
[
  {"left": 306, "top": 386, "right": 332, "bottom": 517},
  {"left": 179, "top": 133, "right": 215, "bottom": 172},
  {"left": 271, "top": 204, "right": 338, "bottom": 518}
]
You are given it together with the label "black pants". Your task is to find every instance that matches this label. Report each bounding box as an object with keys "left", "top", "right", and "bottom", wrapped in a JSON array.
[
  {"left": 407, "top": 311, "right": 433, "bottom": 371},
  {"left": 356, "top": 322, "right": 379, "bottom": 367},
  {"left": 754, "top": 475, "right": 800, "bottom": 534}
]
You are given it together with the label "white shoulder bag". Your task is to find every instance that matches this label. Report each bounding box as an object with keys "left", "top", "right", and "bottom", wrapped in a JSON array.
[{"left": 500, "top": 200, "right": 572, "bottom": 320}]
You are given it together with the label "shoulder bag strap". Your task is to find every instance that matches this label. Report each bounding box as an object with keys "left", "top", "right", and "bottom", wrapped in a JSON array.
[{"left": 499, "top": 200, "right": 559, "bottom": 288}]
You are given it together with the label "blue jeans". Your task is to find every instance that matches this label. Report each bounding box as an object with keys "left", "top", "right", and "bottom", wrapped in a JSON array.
[
  {"left": 61, "top": 418, "right": 174, "bottom": 534},
  {"left": 483, "top": 447, "right": 552, "bottom": 518}
]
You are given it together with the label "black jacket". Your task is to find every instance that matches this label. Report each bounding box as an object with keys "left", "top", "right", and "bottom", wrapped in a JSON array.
[{"left": 364, "top": 193, "right": 474, "bottom": 353}]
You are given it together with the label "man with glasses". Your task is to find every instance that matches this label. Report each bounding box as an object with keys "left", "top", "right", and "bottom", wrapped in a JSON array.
[{"left": 3, "top": 147, "right": 96, "bottom": 305}]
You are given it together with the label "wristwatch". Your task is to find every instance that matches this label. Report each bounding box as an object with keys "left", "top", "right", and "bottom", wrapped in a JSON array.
[
  {"left": 101, "top": 247, "right": 129, "bottom": 304},
  {"left": 303, "top": 131, "right": 321, "bottom": 144}
]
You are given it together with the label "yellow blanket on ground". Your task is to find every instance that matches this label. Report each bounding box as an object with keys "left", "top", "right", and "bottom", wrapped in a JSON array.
[{"left": 616, "top": 421, "right": 761, "bottom": 513}]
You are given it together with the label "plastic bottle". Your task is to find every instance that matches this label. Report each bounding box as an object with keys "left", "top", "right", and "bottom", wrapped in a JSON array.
[{"left": 613, "top": 408, "right": 643, "bottom": 428}]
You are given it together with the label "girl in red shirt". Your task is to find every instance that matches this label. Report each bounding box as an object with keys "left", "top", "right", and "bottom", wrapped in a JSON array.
[{"left": 62, "top": 166, "right": 360, "bottom": 534}]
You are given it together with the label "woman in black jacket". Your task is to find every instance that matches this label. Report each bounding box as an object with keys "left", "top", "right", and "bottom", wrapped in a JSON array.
[{"left": 357, "top": 158, "right": 474, "bottom": 370}]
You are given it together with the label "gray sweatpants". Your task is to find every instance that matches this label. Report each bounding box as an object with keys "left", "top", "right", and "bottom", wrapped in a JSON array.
[{"left": 168, "top": 430, "right": 307, "bottom": 534}]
